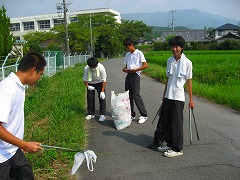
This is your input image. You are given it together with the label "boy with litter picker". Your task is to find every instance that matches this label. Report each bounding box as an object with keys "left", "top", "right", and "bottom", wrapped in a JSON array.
[
  {"left": 83, "top": 57, "right": 107, "bottom": 122},
  {"left": 0, "top": 52, "right": 46, "bottom": 179},
  {"left": 157, "top": 36, "right": 194, "bottom": 157}
]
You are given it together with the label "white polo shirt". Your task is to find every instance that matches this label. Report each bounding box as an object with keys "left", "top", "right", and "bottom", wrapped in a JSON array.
[
  {"left": 83, "top": 63, "right": 107, "bottom": 84},
  {"left": 165, "top": 54, "right": 193, "bottom": 102},
  {"left": 124, "top": 49, "right": 146, "bottom": 76},
  {"left": 0, "top": 72, "right": 25, "bottom": 163}
]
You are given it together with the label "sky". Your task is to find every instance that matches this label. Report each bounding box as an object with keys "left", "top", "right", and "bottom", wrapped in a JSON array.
[{"left": 1, "top": 0, "right": 240, "bottom": 20}]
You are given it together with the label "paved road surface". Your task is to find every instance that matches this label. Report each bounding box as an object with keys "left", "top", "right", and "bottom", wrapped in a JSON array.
[{"left": 77, "top": 58, "right": 240, "bottom": 180}]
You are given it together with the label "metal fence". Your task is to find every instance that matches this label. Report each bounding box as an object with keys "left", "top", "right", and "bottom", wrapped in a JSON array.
[
  {"left": 0, "top": 55, "right": 21, "bottom": 81},
  {"left": 0, "top": 51, "right": 90, "bottom": 81}
]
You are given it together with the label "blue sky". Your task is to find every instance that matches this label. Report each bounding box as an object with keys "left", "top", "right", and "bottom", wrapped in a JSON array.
[{"left": 1, "top": 0, "right": 240, "bottom": 20}]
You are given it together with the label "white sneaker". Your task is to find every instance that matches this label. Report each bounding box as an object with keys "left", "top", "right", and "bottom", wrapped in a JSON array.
[
  {"left": 138, "top": 116, "right": 148, "bottom": 124},
  {"left": 163, "top": 150, "right": 183, "bottom": 157},
  {"left": 157, "top": 145, "right": 172, "bottom": 152},
  {"left": 99, "top": 115, "right": 106, "bottom": 122},
  {"left": 85, "top": 115, "right": 95, "bottom": 120}
]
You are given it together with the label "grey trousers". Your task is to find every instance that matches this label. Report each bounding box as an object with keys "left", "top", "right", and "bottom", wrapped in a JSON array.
[{"left": 125, "top": 73, "right": 147, "bottom": 117}]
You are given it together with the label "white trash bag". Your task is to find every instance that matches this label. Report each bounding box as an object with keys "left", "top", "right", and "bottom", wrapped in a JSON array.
[{"left": 111, "top": 90, "right": 131, "bottom": 130}]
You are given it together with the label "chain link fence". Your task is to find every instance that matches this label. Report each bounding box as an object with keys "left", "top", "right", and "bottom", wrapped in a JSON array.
[{"left": 0, "top": 51, "right": 91, "bottom": 81}]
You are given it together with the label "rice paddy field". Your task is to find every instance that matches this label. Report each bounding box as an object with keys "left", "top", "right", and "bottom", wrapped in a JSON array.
[{"left": 144, "top": 50, "right": 240, "bottom": 111}]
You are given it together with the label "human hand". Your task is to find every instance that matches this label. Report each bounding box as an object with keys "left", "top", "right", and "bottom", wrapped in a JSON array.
[
  {"left": 188, "top": 100, "right": 194, "bottom": 109},
  {"left": 88, "top": 86, "right": 95, "bottom": 91},
  {"left": 100, "top": 92, "right": 105, "bottom": 100},
  {"left": 22, "top": 142, "right": 44, "bottom": 154}
]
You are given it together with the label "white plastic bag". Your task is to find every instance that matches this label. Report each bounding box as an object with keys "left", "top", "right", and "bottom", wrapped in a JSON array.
[
  {"left": 111, "top": 90, "right": 131, "bottom": 130},
  {"left": 70, "top": 150, "right": 97, "bottom": 175}
]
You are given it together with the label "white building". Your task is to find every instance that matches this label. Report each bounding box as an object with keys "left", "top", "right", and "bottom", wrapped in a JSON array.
[
  {"left": 214, "top": 23, "right": 239, "bottom": 40},
  {"left": 10, "top": 8, "right": 121, "bottom": 40}
]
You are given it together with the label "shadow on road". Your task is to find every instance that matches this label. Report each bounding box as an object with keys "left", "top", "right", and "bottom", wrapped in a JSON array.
[{"left": 102, "top": 130, "right": 153, "bottom": 148}]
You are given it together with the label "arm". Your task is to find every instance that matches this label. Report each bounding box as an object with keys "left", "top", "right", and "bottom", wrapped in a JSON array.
[
  {"left": 0, "top": 123, "right": 43, "bottom": 153},
  {"left": 128, "top": 62, "right": 148, "bottom": 73},
  {"left": 84, "top": 81, "right": 89, "bottom": 88},
  {"left": 101, "top": 81, "right": 107, "bottom": 92},
  {"left": 162, "top": 78, "right": 168, "bottom": 101},
  {"left": 186, "top": 79, "right": 194, "bottom": 109}
]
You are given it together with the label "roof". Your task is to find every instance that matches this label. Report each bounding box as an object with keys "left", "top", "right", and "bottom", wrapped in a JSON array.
[
  {"left": 217, "top": 32, "right": 240, "bottom": 40},
  {"left": 162, "top": 30, "right": 210, "bottom": 42},
  {"left": 215, "top": 23, "right": 240, "bottom": 31}
]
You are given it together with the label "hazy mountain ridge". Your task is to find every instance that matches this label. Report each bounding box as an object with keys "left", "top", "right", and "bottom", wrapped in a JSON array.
[{"left": 121, "top": 9, "right": 239, "bottom": 29}]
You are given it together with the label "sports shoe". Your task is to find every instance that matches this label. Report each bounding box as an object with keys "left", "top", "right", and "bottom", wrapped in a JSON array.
[
  {"left": 131, "top": 116, "right": 136, "bottom": 120},
  {"left": 157, "top": 145, "right": 172, "bottom": 152},
  {"left": 99, "top": 115, "right": 106, "bottom": 122},
  {"left": 85, "top": 115, "right": 95, "bottom": 120},
  {"left": 138, "top": 116, "right": 148, "bottom": 124},
  {"left": 163, "top": 150, "right": 183, "bottom": 157}
]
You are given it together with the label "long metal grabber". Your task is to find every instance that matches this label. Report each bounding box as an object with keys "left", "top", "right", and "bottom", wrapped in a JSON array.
[
  {"left": 152, "top": 103, "right": 163, "bottom": 124},
  {"left": 40, "top": 144, "right": 83, "bottom": 152},
  {"left": 191, "top": 108, "right": 200, "bottom": 140}
]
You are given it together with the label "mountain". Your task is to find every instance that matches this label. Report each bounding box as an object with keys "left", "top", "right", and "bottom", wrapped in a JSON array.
[{"left": 121, "top": 9, "right": 239, "bottom": 29}]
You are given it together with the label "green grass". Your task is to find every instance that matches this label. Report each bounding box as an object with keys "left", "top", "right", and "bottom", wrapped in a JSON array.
[
  {"left": 24, "top": 64, "right": 87, "bottom": 179},
  {"left": 144, "top": 50, "right": 240, "bottom": 111}
]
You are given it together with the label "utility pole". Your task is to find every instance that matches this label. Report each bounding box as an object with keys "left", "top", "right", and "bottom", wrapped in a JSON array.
[
  {"left": 90, "top": 13, "right": 93, "bottom": 57},
  {"left": 170, "top": 9, "right": 176, "bottom": 31},
  {"left": 56, "top": 0, "right": 71, "bottom": 55}
]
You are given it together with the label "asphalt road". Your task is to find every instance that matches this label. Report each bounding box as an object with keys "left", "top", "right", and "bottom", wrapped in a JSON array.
[{"left": 77, "top": 57, "right": 240, "bottom": 180}]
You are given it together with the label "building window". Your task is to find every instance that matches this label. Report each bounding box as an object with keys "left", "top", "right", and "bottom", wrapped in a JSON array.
[
  {"left": 38, "top": 20, "right": 51, "bottom": 29},
  {"left": 15, "top": 36, "right": 21, "bottom": 41},
  {"left": 23, "top": 21, "right": 35, "bottom": 30},
  {"left": 10, "top": 23, "right": 20, "bottom": 31},
  {"left": 53, "top": 19, "right": 64, "bottom": 25},
  {"left": 218, "top": 30, "right": 225, "bottom": 36},
  {"left": 70, "top": 17, "right": 78, "bottom": 22}
]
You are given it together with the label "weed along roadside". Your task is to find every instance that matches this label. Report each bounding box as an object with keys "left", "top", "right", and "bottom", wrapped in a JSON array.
[{"left": 24, "top": 64, "right": 88, "bottom": 179}]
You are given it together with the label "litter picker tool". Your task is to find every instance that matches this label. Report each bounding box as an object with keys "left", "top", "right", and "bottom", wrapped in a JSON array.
[
  {"left": 152, "top": 103, "right": 163, "bottom": 124},
  {"left": 40, "top": 144, "right": 97, "bottom": 174},
  {"left": 40, "top": 144, "right": 83, "bottom": 152},
  {"left": 189, "top": 108, "right": 200, "bottom": 145}
]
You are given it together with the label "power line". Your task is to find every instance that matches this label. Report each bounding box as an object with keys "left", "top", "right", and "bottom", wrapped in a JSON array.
[{"left": 100, "top": 0, "right": 110, "bottom": 8}]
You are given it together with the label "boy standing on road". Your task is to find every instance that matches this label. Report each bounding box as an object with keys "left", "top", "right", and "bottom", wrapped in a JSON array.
[
  {"left": 122, "top": 38, "right": 148, "bottom": 124},
  {"left": 83, "top": 57, "right": 107, "bottom": 122},
  {"left": 157, "top": 36, "right": 194, "bottom": 157},
  {"left": 0, "top": 52, "right": 46, "bottom": 179}
]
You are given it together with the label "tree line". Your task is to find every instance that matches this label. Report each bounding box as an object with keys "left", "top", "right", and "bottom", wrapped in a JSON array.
[{"left": 1, "top": 5, "right": 240, "bottom": 58}]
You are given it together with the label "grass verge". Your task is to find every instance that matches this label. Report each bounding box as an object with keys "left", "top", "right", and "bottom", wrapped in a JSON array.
[{"left": 24, "top": 64, "right": 87, "bottom": 179}]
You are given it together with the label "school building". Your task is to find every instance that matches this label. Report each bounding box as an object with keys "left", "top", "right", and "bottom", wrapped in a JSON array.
[{"left": 10, "top": 8, "right": 121, "bottom": 41}]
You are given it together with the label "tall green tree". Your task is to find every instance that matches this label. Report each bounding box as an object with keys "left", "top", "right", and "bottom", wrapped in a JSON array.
[
  {"left": 0, "top": 6, "right": 13, "bottom": 56},
  {"left": 23, "top": 14, "right": 152, "bottom": 57},
  {"left": 119, "top": 20, "right": 151, "bottom": 44}
]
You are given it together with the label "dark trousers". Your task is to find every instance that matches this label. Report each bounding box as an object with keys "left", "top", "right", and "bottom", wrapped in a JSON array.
[
  {"left": 163, "top": 98, "right": 184, "bottom": 152},
  {"left": 87, "top": 82, "right": 106, "bottom": 115},
  {"left": 0, "top": 148, "right": 34, "bottom": 180},
  {"left": 125, "top": 73, "right": 147, "bottom": 117}
]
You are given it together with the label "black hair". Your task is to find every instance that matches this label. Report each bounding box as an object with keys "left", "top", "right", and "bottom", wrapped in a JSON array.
[
  {"left": 87, "top": 57, "right": 98, "bottom": 68},
  {"left": 169, "top": 36, "right": 185, "bottom": 48},
  {"left": 18, "top": 52, "right": 46, "bottom": 73},
  {"left": 123, "top": 38, "right": 134, "bottom": 46}
]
